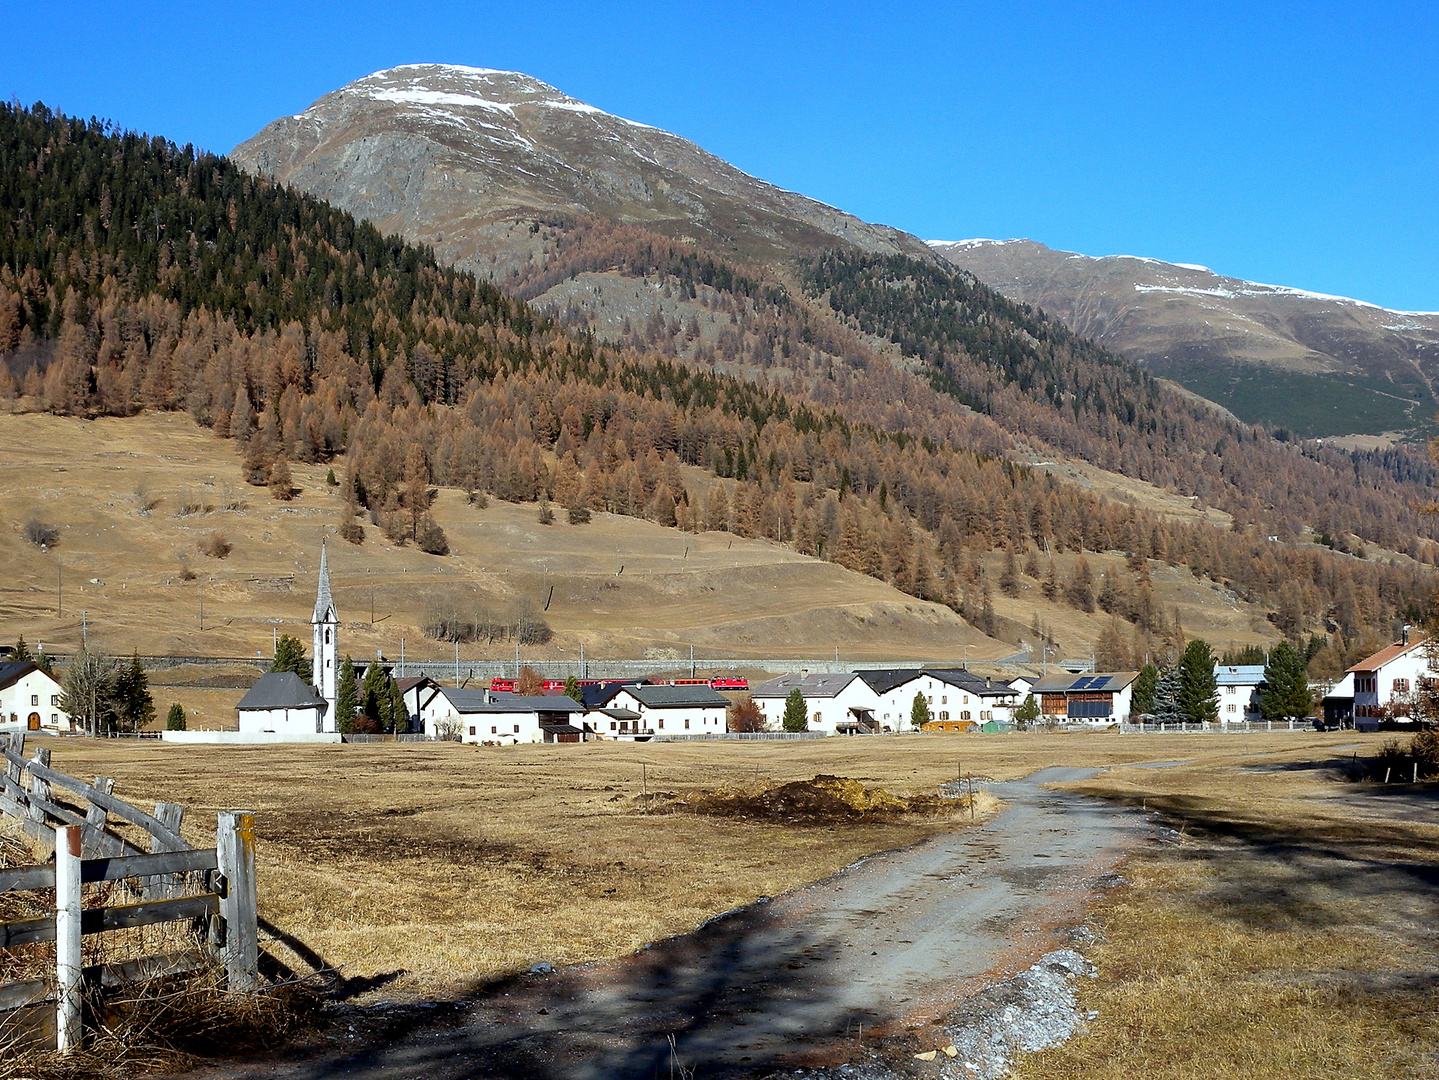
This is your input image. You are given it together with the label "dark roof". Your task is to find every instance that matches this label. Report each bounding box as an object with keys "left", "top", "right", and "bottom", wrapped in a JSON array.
[
  {"left": 580, "top": 681, "right": 647, "bottom": 708},
  {"left": 922, "top": 669, "right": 1016, "bottom": 697},
  {"left": 442, "top": 689, "right": 584, "bottom": 714},
  {"left": 395, "top": 676, "right": 437, "bottom": 693},
  {"left": 0, "top": 661, "right": 42, "bottom": 692},
  {"left": 590, "top": 707, "right": 641, "bottom": 720},
  {"left": 539, "top": 722, "right": 583, "bottom": 735},
  {"left": 853, "top": 669, "right": 923, "bottom": 694},
  {"left": 1030, "top": 672, "right": 1138, "bottom": 694},
  {"left": 619, "top": 684, "right": 729, "bottom": 708},
  {"left": 236, "top": 671, "right": 327, "bottom": 711},
  {"left": 751, "top": 673, "right": 860, "bottom": 699}
]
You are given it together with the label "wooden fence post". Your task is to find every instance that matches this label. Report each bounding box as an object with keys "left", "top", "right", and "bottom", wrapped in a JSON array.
[
  {"left": 55, "top": 824, "right": 83, "bottom": 1052},
  {"left": 216, "top": 812, "right": 258, "bottom": 991},
  {"left": 145, "top": 802, "right": 184, "bottom": 899}
]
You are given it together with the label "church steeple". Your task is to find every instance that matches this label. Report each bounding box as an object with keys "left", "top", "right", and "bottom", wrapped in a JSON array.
[{"left": 311, "top": 541, "right": 339, "bottom": 730}]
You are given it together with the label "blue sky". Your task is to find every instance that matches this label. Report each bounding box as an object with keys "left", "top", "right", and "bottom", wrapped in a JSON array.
[{"left": 4, "top": 1, "right": 1436, "bottom": 309}]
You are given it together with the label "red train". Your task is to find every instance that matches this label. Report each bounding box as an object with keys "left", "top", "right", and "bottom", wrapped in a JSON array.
[{"left": 489, "top": 676, "right": 749, "bottom": 693}]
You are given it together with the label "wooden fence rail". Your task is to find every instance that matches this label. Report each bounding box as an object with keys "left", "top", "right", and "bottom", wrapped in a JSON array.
[{"left": 0, "top": 732, "right": 259, "bottom": 1052}]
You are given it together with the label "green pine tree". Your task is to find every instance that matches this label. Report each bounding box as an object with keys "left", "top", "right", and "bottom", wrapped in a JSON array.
[
  {"left": 12, "top": 636, "right": 31, "bottom": 662},
  {"left": 1259, "top": 641, "right": 1311, "bottom": 721},
  {"left": 911, "top": 691, "right": 932, "bottom": 729},
  {"left": 1177, "top": 639, "right": 1219, "bottom": 724},
  {"left": 1131, "top": 663, "right": 1159, "bottom": 718},
  {"left": 335, "top": 655, "right": 359, "bottom": 733},
  {"left": 388, "top": 677, "right": 407, "bottom": 733},
  {"left": 359, "top": 661, "right": 384, "bottom": 731},
  {"left": 1154, "top": 667, "right": 1184, "bottom": 725},
  {"left": 271, "top": 634, "right": 308, "bottom": 677},
  {"left": 116, "top": 652, "right": 156, "bottom": 731},
  {"left": 782, "top": 688, "right": 808, "bottom": 732},
  {"left": 563, "top": 675, "right": 582, "bottom": 703},
  {"left": 165, "top": 702, "right": 187, "bottom": 731},
  {"left": 1014, "top": 693, "right": 1041, "bottom": 725}
]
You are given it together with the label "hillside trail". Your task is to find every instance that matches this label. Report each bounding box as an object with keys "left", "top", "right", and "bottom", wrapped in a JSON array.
[{"left": 182, "top": 767, "right": 1152, "bottom": 1080}]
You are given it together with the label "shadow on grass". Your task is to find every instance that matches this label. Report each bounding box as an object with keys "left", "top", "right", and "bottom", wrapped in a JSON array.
[
  {"left": 1106, "top": 787, "right": 1439, "bottom": 936},
  {"left": 230, "top": 900, "right": 862, "bottom": 1080}
]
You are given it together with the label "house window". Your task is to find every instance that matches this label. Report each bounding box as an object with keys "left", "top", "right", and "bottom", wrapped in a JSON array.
[
  {"left": 1226, "top": 686, "right": 1236, "bottom": 694},
  {"left": 469, "top": 726, "right": 477, "bottom": 736},
  {"left": 514, "top": 724, "right": 520, "bottom": 733},
  {"left": 30, "top": 695, "right": 38, "bottom": 706},
  {"left": 491, "top": 726, "right": 497, "bottom": 734},
  {"left": 941, "top": 695, "right": 947, "bottom": 704},
  {"left": 1227, "top": 704, "right": 1236, "bottom": 713},
  {"left": 50, "top": 695, "right": 58, "bottom": 706},
  {"left": 684, "top": 719, "right": 690, "bottom": 729},
  {"left": 1394, "top": 678, "right": 1411, "bottom": 693},
  {"left": 961, "top": 711, "right": 971, "bottom": 721},
  {"left": 658, "top": 719, "right": 664, "bottom": 729},
  {"left": 940, "top": 711, "right": 949, "bottom": 721},
  {"left": 812, "top": 711, "right": 821, "bottom": 724},
  {"left": 50, "top": 714, "right": 57, "bottom": 725}
]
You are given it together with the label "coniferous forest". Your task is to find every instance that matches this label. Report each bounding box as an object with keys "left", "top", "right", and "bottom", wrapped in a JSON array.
[{"left": 0, "top": 101, "right": 1433, "bottom": 665}]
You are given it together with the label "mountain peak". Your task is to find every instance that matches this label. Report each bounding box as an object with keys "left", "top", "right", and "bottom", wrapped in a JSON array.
[
  {"left": 319, "top": 64, "right": 657, "bottom": 130},
  {"left": 234, "top": 66, "right": 933, "bottom": 266}
]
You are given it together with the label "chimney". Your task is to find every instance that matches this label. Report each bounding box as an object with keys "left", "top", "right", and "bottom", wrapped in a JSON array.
[{"left": 1403, "top": 624, "right": 1412, "bottom": 646}]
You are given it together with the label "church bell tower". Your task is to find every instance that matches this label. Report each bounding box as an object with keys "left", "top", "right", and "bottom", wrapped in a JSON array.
[{"left": 312, "top": 541, "right": 339, "bottom": 730}]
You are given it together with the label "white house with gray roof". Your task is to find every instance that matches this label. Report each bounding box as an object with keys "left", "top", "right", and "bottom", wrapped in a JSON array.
[
  {"left": 1215, "top": 665, "right": 1266, "bottom": 724},
  {"left": 600, "top": 684, "right": 729, "bottom": 736},
  {"left": 749, "top": 673, "right": 880, "bottom": 733},
  {"left": 423, "top": 687, "right": 587, "bottom": 744},
  {"left": 236, "top": 671, "right": 329, "bottom": 734}
]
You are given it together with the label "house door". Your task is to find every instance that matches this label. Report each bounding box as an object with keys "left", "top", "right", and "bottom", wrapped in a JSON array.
[{"left": 27, "top": 713, "right": 40, "bottom": 730}]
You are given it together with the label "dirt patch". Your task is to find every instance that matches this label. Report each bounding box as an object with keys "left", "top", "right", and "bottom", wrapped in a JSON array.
[{"left": 655, "top": 774, "right": 969, "bottom": 824}]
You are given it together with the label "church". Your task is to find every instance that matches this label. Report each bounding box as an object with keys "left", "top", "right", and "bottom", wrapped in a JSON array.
[{"left": 236, "top": 544, "right": 340, "bottom": 734}]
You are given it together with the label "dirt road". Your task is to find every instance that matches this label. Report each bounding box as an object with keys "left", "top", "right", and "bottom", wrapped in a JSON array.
[{"left": 190, "top": 768, "right": 1151, "bottom": 1079}]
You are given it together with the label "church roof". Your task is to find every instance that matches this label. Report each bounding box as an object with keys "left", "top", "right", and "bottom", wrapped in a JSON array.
[
  {"left": 312, "top": 542, "right": 336, "bottom": 624},
  {"left": 236, "top": 671, "right": 327, "bottom": 711}
]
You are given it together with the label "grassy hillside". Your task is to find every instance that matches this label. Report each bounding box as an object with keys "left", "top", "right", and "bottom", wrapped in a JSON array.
[{"left": 0, "top": 412, "right": 1285, "bottom": 724}]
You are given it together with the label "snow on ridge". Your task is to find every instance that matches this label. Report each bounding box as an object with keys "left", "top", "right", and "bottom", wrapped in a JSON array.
[
  {"left": 926, "top": 238, "right": 1017, "bottom": 250},
  {"left": 348, "top": 70, "right": 659, "bottom": 130},
  {"left": 363, "top": 88, "right": 517, "bottom": 114}
]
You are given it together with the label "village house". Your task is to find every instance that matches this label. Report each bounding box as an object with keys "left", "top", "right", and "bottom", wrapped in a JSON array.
[
  {"left": 235, "top": 671, "right": 329, "bottom": 734},
  {"left": 1330, "top": 634, "right": 1432, "bottom": 731},
  {"left": 595, "top": 683, "right": 730, "bottom": 736},
  {"left": 396, "top": 675, "right": 443, "bottom": 734},
  {"left": 1030, "top": 672, "right": 1138, "bottom": 725},
  {"left": 424, "top": 687, "right": 587, "bottom": 744},
  {"left": 749, "top": 673, "right": 880, "bottom": 733},
  {"left": 0, "top": 660, "right": 71, "bottom": 733},
  {"left": 1215, "top": 665, "right": 1265, "bottom": 724},
  {"left": 237, "top": 543, "right": 338, "bottom": 735},
  {"left": 854, "top": 669, "right": 1020, "bottom": 732}
]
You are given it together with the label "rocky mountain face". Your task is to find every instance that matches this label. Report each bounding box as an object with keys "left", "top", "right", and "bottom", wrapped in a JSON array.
[
  {"left": 929, "top": 239, "right": 1439, "bottom": 438},
  {"left": 232, "top": 64, "right": 932, "bottom": 274}
]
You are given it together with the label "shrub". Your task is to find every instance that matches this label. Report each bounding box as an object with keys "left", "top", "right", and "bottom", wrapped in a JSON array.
[
  {"left": 728, "top": 697, "right": 766, "bottom": 733},
  {"left": 537, "top": 502, "right": 554, "bottom": 525},
  {"left": 166, "top": 703, "right": 187, "bottom": 731},
  {"left": 567, "top": 505, "right": 592, "bottom": 525},
  {"left": 417, "top": 518, "right": 449, "bottom": 555},
  {"left": 338, "top": 520, "right": 364, "bottom": 545},
  {"left": 468, "top": 491, "right": 489, "bottom": 508},
  {"left": 198, "top": 531, "right": 232, "bottom": 558},
  {"left": 23, "top": 517, "right": 58, "bottom": 547}
]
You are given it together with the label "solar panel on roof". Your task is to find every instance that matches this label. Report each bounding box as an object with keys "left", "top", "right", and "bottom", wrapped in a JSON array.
[{"left": 1070, "top": 676, "right": 1095, "bottom": 690}]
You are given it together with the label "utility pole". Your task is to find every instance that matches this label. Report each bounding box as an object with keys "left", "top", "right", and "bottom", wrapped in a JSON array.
[
  {"left": 57, "top": 559, "right": 62, "bottom": 618},
  {"left": 81, "top": 612, "right": 87, "bottom": 650},
  {"left": 199, "top": 579, "right": 204, "bottom": 631},
  {"left": 455, "top": 640, "right": 460, "bottom": 685}
]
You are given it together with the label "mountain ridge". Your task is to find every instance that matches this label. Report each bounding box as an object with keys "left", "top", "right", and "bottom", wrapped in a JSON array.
[
  {"left": 928, "top": 238, "right": 1439, "bottom": 438},
  {"left": 233, "top": 64, "right": 935, "bottom": 273}
]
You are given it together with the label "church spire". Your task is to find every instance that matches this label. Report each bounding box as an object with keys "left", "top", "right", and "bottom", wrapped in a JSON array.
[{"left": 312, "top": 540, "right": 335, "bottom": 624}]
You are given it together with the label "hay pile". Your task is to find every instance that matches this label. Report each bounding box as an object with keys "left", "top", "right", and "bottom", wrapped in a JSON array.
[{"left": 656, "top": 774, "right": 955, "bottom": 824}]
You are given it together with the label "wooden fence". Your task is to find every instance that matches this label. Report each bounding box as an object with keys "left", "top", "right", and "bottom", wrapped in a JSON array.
[{"left": 0, "top": 732, "right": 257, "bottom": 1052}]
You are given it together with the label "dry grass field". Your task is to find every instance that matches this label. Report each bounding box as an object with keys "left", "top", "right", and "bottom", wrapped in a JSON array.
[
  {"left": 1014, "top": 739, "right": 1439, "bottom": 1080},
  {"left": 30, "top": 732, "right": 1371, "bottom": 1002},
  {"left": 0, "top": 411, "right": 1284, "bottom": 706}
]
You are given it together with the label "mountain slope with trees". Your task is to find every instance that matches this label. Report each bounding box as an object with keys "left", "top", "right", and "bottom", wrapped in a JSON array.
[{"left": 0, "top": 100, "right": 1432, "bottom": 665}]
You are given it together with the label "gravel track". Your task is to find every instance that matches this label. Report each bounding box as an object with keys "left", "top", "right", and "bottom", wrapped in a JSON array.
[{"left": 186, "top": 767, "right": 1151, "bottom": 1080}]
